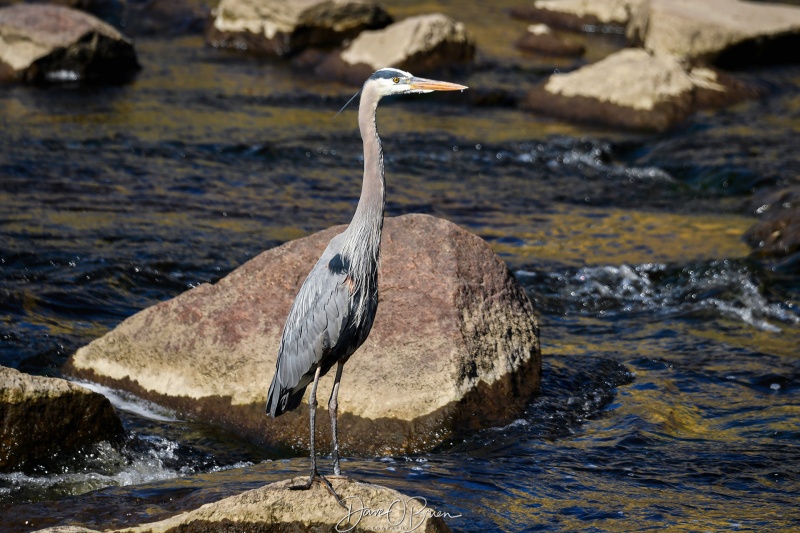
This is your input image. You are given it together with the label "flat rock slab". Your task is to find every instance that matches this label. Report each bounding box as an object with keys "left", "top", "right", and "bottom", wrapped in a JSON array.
[
  {"left": 316, "top": 13, "right": 475, "bottom": 85},
  {"left": 0, "top": 366, "right": 125, "bottom": 472},
  {"left": 35, "top": 476, "right": 455, "bottom": 532},
  {"left": 0, "top": 3, "right": 140, "bottom": 84},
  {"left": 207, "top": 0, "right": 392, "bottom": 56},
  {"left": 523, "top": 48, "right": 756, "bottom": 131},
  {"left": 511, "top": 0, "right": 643, "bottom": 31},
  {"left": 627, "top": 0, "right": 800, "bottom": 65},
  {"left": 67, "top": 214, "right": 541, "bottom": 455}
]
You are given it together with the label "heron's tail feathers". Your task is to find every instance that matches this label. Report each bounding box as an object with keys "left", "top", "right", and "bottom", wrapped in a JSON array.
[{"left": 266, "top": 382, "right": 306, "bottom": 417}]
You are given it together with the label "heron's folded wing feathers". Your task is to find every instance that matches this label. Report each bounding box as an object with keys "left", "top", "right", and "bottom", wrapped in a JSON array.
[{"left": 272, "top": 254, "right": 351, "bottom": 395}]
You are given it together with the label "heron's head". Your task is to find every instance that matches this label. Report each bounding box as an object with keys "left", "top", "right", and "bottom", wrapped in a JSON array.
[{"left": 366, "top": 68, "right": 468, "bottom": 98}]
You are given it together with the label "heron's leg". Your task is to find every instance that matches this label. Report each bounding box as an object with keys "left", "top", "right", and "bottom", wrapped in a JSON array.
[
  {"left": 328, "top": 361, "right": 345, "bottom": 476},
  {"left": 307, "top": 365, "right": 322, "bottom": 480},
  {"left": 290, "top": 366, "right": 345, "bottom": 508},
  {"left": 290, "top": 366, "right": 322, "bottom": 490}
]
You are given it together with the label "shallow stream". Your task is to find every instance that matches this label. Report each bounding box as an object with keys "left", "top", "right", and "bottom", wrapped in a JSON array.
[{"left": 1, "top": 3, "right": 799, "bottom": 531}]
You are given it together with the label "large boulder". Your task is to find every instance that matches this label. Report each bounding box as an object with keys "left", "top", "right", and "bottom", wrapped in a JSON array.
[
  {"left": 35, "top": 476, "right": 455, "bottom": 532},
  {"left": 627, "top": 0, "right": 800, "bottom": 66},
  {"left": 206, "top": 0, "right": 392, "bottom": 57},
  {"left": 522, "top": 48, "right": 755, "bottom": 131},
  {"left": 314, "top": 13, "right": 475, "bottom": 85},
  {"left": 66, "top": 214, "right": 541, "bottom": 456},
  {"left": 0, "top": 3, "right": 140, "bottom": 84},
  {"left": 0, "top": 366, "right": 125, "bottom": 472}
]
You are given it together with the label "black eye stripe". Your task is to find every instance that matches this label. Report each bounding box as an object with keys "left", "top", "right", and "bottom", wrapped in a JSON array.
[{"left": 370, "top": 68, "right": 409, "bottom": 81}]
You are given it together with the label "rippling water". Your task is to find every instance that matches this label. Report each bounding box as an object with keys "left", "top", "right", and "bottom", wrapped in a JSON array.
[{"left": 1, "top": 14, "right": 800, "bottom": 533}]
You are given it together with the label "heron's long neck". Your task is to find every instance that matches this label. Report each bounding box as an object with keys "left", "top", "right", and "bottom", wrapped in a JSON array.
[{"left": 343, "top": 85, "right": 385, "bottom": 267}]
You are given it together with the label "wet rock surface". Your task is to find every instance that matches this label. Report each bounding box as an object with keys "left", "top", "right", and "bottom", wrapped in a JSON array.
[
  {"left": 66, "top": 214, "right": 541, "bottom": 455},
  {"left": 206, "top": 0, "right": 392, "bottom": 57},
  {"left": 0, "top": 366, "right": 124, "bottom": 473},
  {"left": 0, "top": 3, "right": 140, "bottom": 84},
  {"left": 34, "top": 476, "right": 454, "bottom": 532}
]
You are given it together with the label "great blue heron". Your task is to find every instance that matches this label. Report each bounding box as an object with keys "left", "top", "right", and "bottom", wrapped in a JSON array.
[{"left": 266, "top": 68, "right": 467, "bottom": 497}]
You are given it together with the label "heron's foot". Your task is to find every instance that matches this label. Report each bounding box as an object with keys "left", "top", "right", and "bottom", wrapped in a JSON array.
[{"left": 289, "top": 471, "right": 346, "bottom": 508}]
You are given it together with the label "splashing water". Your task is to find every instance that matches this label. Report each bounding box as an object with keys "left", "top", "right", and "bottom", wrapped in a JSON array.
[{"left": 518, "top": 259, "right": 799, "bottom": 332}]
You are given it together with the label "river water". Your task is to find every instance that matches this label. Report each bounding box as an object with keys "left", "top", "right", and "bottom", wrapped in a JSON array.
[{"left": 1, "top": 3, "right": 799, "bottom": 531}]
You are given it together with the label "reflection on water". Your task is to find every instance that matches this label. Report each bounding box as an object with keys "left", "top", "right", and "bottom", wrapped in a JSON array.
[{"left": 1, "top": 23, "right": 799, "bottom": 533}]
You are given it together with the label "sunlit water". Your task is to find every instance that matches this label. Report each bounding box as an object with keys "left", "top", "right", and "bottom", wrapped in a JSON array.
[{"left": 1, "top": 17, "right": 799, "bottom": 533}]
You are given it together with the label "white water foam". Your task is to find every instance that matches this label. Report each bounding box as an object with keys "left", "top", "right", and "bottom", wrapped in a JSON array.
[
  {"left": 518, "top": 260, "right": 799, "bottom": 332},
  {"left": 73, "top": 381, "right": 180, "bottom": 422},
  {"left": 0, "top": 441, "right": 181, "bottom": 497}
]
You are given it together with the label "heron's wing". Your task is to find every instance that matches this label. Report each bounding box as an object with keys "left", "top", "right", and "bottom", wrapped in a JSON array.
[{"left": 267, "top": 238, "right": 352, "bottom": 416}]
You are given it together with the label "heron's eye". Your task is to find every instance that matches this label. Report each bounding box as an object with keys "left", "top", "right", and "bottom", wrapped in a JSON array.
[{"left": 392, "top": 77, "right": 400, "bottom": 83}]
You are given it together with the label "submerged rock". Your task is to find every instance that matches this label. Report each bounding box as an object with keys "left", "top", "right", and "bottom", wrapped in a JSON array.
[
  {"left": 66, "top": 214, "right": 541, "bottom": 455},
  {"left": 523, "top": 48, "right": 755, "bottom": 131},
  {"left": 0, "top": 366, "right": 125, "bottom": 473},
  {"left": 745, "top": 187, "right": 800, "bottom": 265},
  {"left": 628, "top": 0, "right": 800, "bottom": 66},
  {"left": 207, "top": 0, "right": 392, "bottom": 57},
  {"left": 35, "top": 476, "right": 455, "bottom": 532},
  {"left": 515, "top": 23, "right": 585, "bottom": 56},
  {"left": 0, "top": 3, "right": 140, "bottom": 84},
  {"left": 315, "top": 13, "right": 475, "bottom": 84}
]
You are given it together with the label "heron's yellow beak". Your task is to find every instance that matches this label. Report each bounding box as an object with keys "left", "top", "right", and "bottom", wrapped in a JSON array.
[{"left": 409, "top": 77, "right": 468, "bottom": 91}]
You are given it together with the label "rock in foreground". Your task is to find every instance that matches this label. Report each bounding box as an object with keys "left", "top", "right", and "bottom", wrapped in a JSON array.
[
  {"left": 0, "top": 4, "right": 140, "bottom": 84},
  {"left": 207, "top": 0, "right": 392, "bottom": 56},
  {"left": 0, "top": 366, "right": 125, "bottom": 472},
  {"left": 36, "top": 476, "right": 455, "bottom": 532},
  {"left": 523, "top": 48, "right": 754, "bottom": 131},
  {"left": 67, "top": 214, "right": 541, "bottom": 455}
]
